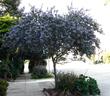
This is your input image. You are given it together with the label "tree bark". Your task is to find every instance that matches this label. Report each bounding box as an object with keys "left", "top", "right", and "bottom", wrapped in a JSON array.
[{"left": 52, "top": 56, "right": 57, "bottom": 88}]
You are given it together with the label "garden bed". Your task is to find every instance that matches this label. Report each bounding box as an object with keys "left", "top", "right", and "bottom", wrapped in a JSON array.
[
  {"left": 43, "top": 88, "right": 79, "bottom": 96},
  {"left": 43, "top": 73, "right": 100, "bottom": 96}
]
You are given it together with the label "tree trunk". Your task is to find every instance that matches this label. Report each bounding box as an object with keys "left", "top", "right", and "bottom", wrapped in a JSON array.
[
  {"left": 29, "top": 59, "right": 36, "bottom": 73},
  {"left": 52, "top": 56, "right": 57, "bottom": 88}
]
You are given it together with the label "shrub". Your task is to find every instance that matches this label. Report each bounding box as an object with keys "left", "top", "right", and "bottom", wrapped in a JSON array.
[
  {"left": 56, "top": 72, "right": 78, "bottom": 91},
  {"left": 73, "top": 74, "right": 100, "bottom": 95},
  {"left": 72, "top": 74, "right": 89, "bottom": 95},
  {"left": 10, "top": 58, "right": 24, "bottom": 79},
  {"left": 0, "top": 60, "right": 11, "bottom": 80},
  {"left": 31, "top": 65, "right": 53, "bottom": 79},
  {"left": 0, "top": 58, "right": 24, "bottom": 80},
  {"left": 87, "top": 77, "right": 100, "bottom": 95},
  {"left": 0, "top": 80, "right": 9, "bottom": 96},
  {"left": 29, "top": 59, "right": 47, "bottom": 73},
  {"left": 56, "top": 73, "right": 100, "bottom": 96}
]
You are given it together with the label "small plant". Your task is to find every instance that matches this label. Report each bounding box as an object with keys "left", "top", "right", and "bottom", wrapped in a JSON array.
[
  {"left": 31, "top": 66, "right": 53, "bottom": 79},
  {"left": 0, "top": 80, "right": 9, "bottom": 96}
]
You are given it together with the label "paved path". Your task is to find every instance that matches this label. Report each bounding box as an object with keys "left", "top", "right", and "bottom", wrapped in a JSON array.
[{"left": 7, "top": 73, "right": 54, "bottom": 96}]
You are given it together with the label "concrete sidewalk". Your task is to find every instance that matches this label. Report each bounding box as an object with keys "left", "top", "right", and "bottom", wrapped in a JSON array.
[{"left": 7, "top": 74, "right": 54, "bottom": 96}]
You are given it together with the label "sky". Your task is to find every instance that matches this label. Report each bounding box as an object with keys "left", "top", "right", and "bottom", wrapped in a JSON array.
[{"left": 19, "top": 0, "right": 110, "bottom": 50}]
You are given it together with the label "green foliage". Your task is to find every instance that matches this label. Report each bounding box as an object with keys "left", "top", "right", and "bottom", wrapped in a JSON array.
[
  {"left": 87, "top": 77, "right": 100, "bottom": 95},
  {"left": 0, "top": 15, "right": 16, "bottom": 33},
  {"left": 10, "top": 58, "right": 24, "bottom": 79},
  {"left": 0, "top": 57, "right": 24, "bottom": 80},
  {"left": 0, "top": 14, "right": 17, "bottom": 48},
  {"left": 29, "top": 59, "right": 47, "bottom": 73},
  {"left": 56, "top": 73, "right": 100, "bottom": 96},
  {"left": 0, "top": 0, "right": 22, "bottom": 16},
  {"left": 73, "top": 74, "right": 100, "bottom": 96},
  {"left": 31, "top": 66, "right": 53, "bottom": 79},
  {"left": 0, "top": 60, "right": 12, "bottom": 80},
  {"left": 72, "top": 75, "right": 89, "bottom": 95},
  {"left": 0, "top": 80, "right": 9, "bottom": 96}
]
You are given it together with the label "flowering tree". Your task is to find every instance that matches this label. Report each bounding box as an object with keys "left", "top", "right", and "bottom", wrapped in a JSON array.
[{"left": 2, "top": 8, "right": 102, "bottom": 87}]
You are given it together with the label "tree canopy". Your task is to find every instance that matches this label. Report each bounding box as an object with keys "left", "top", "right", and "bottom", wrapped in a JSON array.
[{"left": 2, "top": 8, "right": 102, "bottom": 59}]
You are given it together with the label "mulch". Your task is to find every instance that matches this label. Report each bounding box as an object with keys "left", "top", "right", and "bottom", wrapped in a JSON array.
[{"left": 43, "top": 88, "right": 81, "bottom": 96}]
